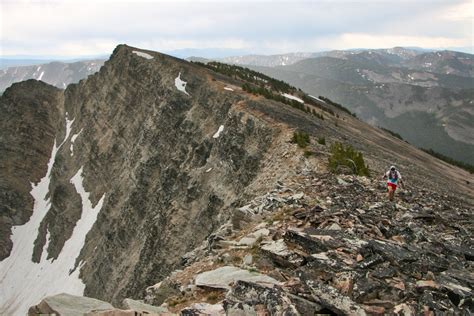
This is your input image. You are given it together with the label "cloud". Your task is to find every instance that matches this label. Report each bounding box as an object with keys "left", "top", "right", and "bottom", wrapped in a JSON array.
[{"left": 1, "top": 0, "right": 471, "bottom": 56}]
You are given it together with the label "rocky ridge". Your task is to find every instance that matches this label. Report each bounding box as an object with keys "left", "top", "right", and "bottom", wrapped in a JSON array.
[
  {"left": 31, "top": 162, "right": 473, "bottom": 315},
  {"left": 136, "top": 163, "right": 473, "bottom": 315},
  {"left": 1, "top": 45, "right": 473, "bottom": 315}
]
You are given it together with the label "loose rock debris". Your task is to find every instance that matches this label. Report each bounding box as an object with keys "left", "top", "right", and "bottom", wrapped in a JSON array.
[{"left": 145, "top": 172, "right": 473, "bottom": 315}]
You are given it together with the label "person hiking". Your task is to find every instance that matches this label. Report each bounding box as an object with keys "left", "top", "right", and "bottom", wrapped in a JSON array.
[{"left": 383, "top": 165, "right": 404, "bottom": 201}]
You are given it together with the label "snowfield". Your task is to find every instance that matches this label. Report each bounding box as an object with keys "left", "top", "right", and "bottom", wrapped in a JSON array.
[{"left": 0, "top": 116, "right": 105, "bottom": 315}]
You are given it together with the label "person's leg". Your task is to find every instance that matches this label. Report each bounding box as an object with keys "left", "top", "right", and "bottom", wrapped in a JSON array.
[{"left": 387, "top": 184, "right": 396, "bottom": 201}]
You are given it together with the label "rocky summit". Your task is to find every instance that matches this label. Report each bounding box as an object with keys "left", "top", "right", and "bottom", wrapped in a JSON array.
[{"left": 0, "top": 45, "right": 472, "bottom": 315}]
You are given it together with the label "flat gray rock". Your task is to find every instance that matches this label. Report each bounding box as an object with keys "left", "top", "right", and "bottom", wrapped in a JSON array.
[
  {"left": 237, "top": 228, "right": 270, "bottom": 246},
  {"left": 122, "top": 298, "right": 169, "bottom": 313},
  {"left": 195, "top": 266, "right": 281, "bottom": 290},
  {"left": 181, "top": 303, "right": 225, "bottom": 315},
  {"left": 261, "top": 239, "right": 291, "bottom": 256},
  {"left": 28, "top": 293, "right": 114, "bottom": 316}
]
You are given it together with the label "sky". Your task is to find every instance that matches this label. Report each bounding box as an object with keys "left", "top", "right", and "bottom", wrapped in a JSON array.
[{"left": 1, "top": 0, "right": 472, "bottom": 58}]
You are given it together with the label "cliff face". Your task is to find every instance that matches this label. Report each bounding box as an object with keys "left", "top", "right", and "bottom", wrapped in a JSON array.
[
  {"left": 1, "top": 45, "right": 472, "bottom": 315},
  {"left": 0, "top": 80, "right": 64, "bottom": 260},
  {"left": 0, "top": 45, "right": 291, "bottom": 313},
  {"left": 61, "top": 46, "right": 281, "bottom": 303}
]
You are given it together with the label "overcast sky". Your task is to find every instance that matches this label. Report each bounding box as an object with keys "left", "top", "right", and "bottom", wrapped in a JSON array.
[{"left": 1, "top": 0, "right": 472, "bottom": 58}]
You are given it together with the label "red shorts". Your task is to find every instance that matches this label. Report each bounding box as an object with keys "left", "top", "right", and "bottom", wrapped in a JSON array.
[{"left": 387, "top": 183, "right": 397, "bottom": 191}]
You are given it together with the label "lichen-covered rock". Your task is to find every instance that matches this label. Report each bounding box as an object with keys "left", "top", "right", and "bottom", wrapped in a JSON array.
[{"left": 224, "top": 280, "right": 299, "bottom": 316}]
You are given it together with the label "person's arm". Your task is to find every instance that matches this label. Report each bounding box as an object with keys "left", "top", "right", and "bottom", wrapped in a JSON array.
[
  {"left": 398, "top": 172, "right": 405, "bottom": 188},
  {"left": 382, "top": 171, "right": 387, "bottom": 180}
]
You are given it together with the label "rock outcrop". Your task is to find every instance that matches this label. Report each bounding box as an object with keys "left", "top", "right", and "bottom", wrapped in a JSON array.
[
  {"left": 143, "top": 172, "right": 473, "bottom": 315},
  {"left": 0, "top": 80, "right": 64, "bottom": 260}
]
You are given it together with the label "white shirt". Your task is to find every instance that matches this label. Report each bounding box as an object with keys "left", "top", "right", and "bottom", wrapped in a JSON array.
[{"left": 386, "top": 170, "right": 402, "bottom": 185}]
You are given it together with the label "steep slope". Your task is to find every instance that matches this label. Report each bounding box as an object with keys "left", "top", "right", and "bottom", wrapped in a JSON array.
[
  {"left": 1, "top": 45, "right": 312, "bottom": 313},
  {"left": 0, "top": 80, "right": 65, "bottom": 261},
  {"left": 1, "top": 45, "right": 472, "bottom": 315},
  {"left": 245, "top": 52, "right": 474, "bottom": 164},
  {"left": 0, "top": 60, "right": 105, "bottom": 92}
]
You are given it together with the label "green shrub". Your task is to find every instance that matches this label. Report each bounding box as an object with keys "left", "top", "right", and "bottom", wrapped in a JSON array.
[
  {"left": 328, "top": 142, "right": 369, "bottom": 176},
  {"left": 304, "top": 150, "right": 313, "bottom": 157},
  {"left": 292, "top": 131, "right": 310, "bottom": 148},
  {"left": 317, "top": 137, "right": 326, "bottom": 145}
]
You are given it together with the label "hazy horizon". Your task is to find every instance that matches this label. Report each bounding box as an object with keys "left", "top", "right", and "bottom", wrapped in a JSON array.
[
  {"left": 1, "top": 0, "right": 472, "bottom": 58},
  {"left": 1, "top": 45, "right": 472, "bottom": 63}
]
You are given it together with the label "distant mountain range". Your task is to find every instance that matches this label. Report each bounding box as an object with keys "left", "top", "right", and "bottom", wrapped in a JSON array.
[
  {"left": 200, "top": 47, "right": 473, "bottom": 164},
  {"left": 0, "top": 60, "right": 104, "bottom": 92}
]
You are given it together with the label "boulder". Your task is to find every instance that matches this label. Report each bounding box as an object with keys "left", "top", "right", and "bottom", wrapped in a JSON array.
[
  {"left": 261, "top": 239, "right": 305, "bottom": 267},
  {"left": 225, "top": 280, "right": 298, "bottom": 315},
  {"left": 122, "top": 298, "right": 169, "bottom": 314},
  {"left": 237, "top": 228, "right": 270, "bottom": 246},
  {"left": 144, "top": 278, "right": 181, "bottom": 305},
  {"left": 181, "top": 303, "right": 225, "bottom": 315},
  {"left": 28, "top": 293, "right": 114, "bottom": 316},
  {"left": 226, "top": 302, "right": 257, "bottom": 316},
  {"left": 195, "top": 266, "right": 281, "bottom": 290},
  {"left": 302, "top": 279, "right": 367, "bottom": 315}
]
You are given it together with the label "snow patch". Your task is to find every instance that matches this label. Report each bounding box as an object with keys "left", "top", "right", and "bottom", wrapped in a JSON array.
[
  {"left": 224, "top": 87, "right": 234, "bottom": 91},
  {"left": 0, "top": 116, "right": 104, "bottom": 315},
  {"left": 309, "top": 95, "right": 325, "bottom": 103},
  {"left": 40, "top": 229, "right": 51, "bottom": 262},
  {"left": 213, "top": 125, "right": 224, "bottom": 138},
  {"left": 132, "top": 50, "right": 153, "bottom": 59},
  {"left": 175, "top": 72, "right": 189, "bottom": 95},
  {"left": 70, "top": 129, "right": 83, "bottom": 156},
  {"left": 38, "top": 71, "right": 45, "bottom": 81},
  {"left": 282, "top": 93, "right": 304, "bottom": 104}
]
